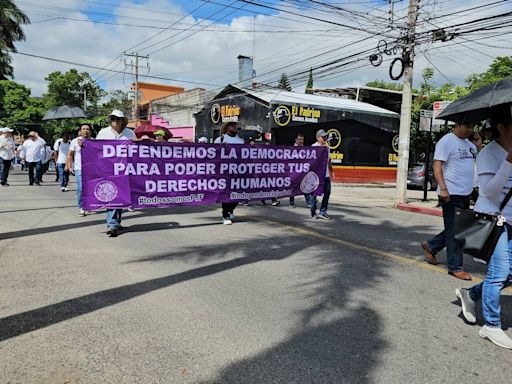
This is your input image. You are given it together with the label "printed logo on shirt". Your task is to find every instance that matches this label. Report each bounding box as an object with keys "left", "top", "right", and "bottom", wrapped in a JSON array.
[{"left": 457, "top": 148, "right": 474, "bottom": 160}]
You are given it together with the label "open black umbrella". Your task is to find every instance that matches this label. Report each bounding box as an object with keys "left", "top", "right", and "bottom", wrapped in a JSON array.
[
  {"left": 438, "top": 79, "right": 512, "bottom": 123},
  {"left": 42, "top": 105, "right": 87, "bottom": 121}
]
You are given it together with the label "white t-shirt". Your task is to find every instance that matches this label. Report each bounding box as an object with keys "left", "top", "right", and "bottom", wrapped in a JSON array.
[
  {"left": 474, "top": 141, "right": 512, "bottom": 221},
  {"left": 214, "top": 134, "right": 244, "bottom": 144},
  {"left": 69, "top": 137, "right": 84, "bottom": 171},
  {"left": 96, "top": 127, "right": 136, "bottom": 140},
  {"left": 22, "top": 138, "right": 45, "bottom": 162},
  {"left": 53, "top": 139, "right": 71, "bottom": 164},
  {"left": 433, "top": 132, "right": 476, "bottom": 196},
  {"left": 0, "top": 136, "right": 15, "bottom": 160},
  {"left": 312, "top": 141, "right": 330, "bottom": 178}
]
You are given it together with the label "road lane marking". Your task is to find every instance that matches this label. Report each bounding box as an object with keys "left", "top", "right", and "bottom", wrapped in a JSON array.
[{"left": 254, "top": 217, "right": 512, "bottom": 293}]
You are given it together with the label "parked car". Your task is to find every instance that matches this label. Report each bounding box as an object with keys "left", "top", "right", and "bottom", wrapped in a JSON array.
[{"left": 407, "top": 163, "right": 437, "bottom": 190}]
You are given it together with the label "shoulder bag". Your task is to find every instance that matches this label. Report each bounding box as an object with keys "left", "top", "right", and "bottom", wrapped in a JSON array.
[{"left": 454, "top": 188, "right": 512, "bottom": 263}]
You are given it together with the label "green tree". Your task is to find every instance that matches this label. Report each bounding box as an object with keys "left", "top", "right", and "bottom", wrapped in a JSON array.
[
  {"left": 277, "top": 73, "right": 292, "bottom": 91},
  {"left": 0, "top": 80, "right": 45, "bottom": 135},
  {"left": 305, "top": 68, "right": 314, "bottom": 94},
  {"left": 365, "top": 79, "right": 403, "bottom": 91},
  {"left": 465, "top": 56, "right": 512, "bottom": 92},
  {"left": 43, "top": 69, "right": 104, "bottom": 110},
  {"left": 0, "top": 0, "right": 30, "bottom": 79}
]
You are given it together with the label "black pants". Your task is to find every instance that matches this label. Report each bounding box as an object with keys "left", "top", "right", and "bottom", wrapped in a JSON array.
[
  {"left": 222, "top": 202, "right": 238, "bottom": 219},
  {"left": 28, "top": 161, "right": 41, "bottom": 184},
  {"left": 1, "top": 159, "right": 11, "bottom": 185}
]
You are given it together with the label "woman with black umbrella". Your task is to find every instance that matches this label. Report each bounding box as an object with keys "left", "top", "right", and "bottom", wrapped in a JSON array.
[{"left": 456, "top": 104, "right": 512, "bottom": 349}]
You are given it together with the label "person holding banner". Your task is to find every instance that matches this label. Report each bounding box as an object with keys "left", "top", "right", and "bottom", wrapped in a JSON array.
[
  {"left": 307, "top": 129, "right": 333, "bottom": 219},
  {"left": 96, "top": 110, "right": 135, "bottom": 236},
  {"left": 214, "top": 121, "right": 244, "bottom": 225},
  {"left": 66, "top": 124, "right": 93, "bottom": 216}
]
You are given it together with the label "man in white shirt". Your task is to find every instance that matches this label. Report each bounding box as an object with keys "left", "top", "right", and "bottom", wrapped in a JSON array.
[
  {"left": 66, "top": 124, "right": 93, "bottom": 216},
  {"left": 54, "top": 132, "right": 71, "bottom": 191},
  {"left": 307, "top": 129, "right": 334, "bottom": 220},
  {"left": 421, "top": 123, "right": 477, "bottom": 280},
  {"left": 96, "top": 110, "right": 135, "bottom": 237},
  {"left": 214, "top": 122, "right": 244, "bottom": 225},
  {"left": 0, "top": 127, "right": 15, "bottom": 186},
  {"left": 21, "top": 131, "right": 45, "bottom": 186}
]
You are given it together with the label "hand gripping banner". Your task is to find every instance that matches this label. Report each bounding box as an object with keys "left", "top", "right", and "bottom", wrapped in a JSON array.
[{"left": 81, "top": 140, "right": 328, "bottom": 210}]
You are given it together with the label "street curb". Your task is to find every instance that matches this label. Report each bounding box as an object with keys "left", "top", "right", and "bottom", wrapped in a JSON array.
[{"left": 395, "top": 203, "right": 442, "bottom": 217}]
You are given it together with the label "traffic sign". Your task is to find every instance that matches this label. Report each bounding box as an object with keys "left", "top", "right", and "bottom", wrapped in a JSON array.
[{"left": 433, "top": 100, "right": 452, "bottom": 126}]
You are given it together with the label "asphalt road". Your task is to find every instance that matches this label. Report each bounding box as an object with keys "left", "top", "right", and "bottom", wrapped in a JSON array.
[{"left": 0, "top": 169, "right": 510, "bottom": 384}]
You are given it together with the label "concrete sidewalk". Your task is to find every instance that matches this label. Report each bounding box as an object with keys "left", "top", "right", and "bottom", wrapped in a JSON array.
[{"left": 330, "top": 183, "right": 442, "bottom": 216}]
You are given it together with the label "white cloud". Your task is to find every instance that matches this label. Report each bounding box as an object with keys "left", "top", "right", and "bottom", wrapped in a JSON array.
[{"left": 12, "top": 0, "right": 512, "bottom": 97}]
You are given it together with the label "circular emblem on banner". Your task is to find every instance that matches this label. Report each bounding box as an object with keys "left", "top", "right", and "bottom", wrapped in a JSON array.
[
  {"left": 273, "top": 105, "right": 291, "bottom": 127},
  {"left": 94, "top": 181, "right": 118, "bottom": 203},
  {"left": 326, "top": 129, "right": 341, "bottom": 150},
  {"left": 300, "top": 171, "right": 320, "bottom": 194},
  {"left": 392, "top": 134, "right": 399, "bottom": 153},
  {"left": 211, "top": 103, "right": 221, "bottom": 124}
]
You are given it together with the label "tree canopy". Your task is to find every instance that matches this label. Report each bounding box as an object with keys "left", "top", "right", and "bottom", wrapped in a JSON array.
[
  {"left": 0, "top": 0, "right": 30, "bottom": 79},
  {"left": 278, "top": 73, "right": 292, "bottom": 91}
]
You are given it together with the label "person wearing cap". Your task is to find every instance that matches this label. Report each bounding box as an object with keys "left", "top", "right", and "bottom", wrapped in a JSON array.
[
  {"left": 21, "top": 131, "right": 45, "bottom": 186},
  {"left": 0, "top": 128, "right": 15, "bottom": 186},
  {"left": 214, "top": 121, "right": 244, "bottom": 224},
  {"left": 421, "top": 121, "right": 477, "bottom": 281},
  {"left": 66, "top": 124, "right": 93, "bottom": 216},
  {"left": 96, "top": 110, "right": 135, "bottom": 237},
  {"left": 306, "top": 129, "right": 333, "bottom": 219},
  {"left": 154, "top": 130, "right": 166, "bottom": 143}
]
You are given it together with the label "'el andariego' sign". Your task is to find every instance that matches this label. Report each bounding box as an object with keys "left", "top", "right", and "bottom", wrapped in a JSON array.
[{"left": 81, "top": 140, "right": 328, "bottom": 210}]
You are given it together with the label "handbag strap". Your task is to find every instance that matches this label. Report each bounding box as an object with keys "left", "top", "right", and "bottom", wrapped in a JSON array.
[{"left": 499, "top": 187, "right": 512, "bottom": 212}]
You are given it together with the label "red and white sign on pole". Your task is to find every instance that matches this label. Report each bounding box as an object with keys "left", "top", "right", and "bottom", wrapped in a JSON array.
[{"left": 432, "top": 101, "right": 452, "bottom": 127}]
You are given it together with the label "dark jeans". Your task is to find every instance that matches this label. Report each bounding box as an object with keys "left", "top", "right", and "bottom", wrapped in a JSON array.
[
  {"left": 27, "top": 161, "right": 42, "bottom": 185},
  {"left": 427, "top": 194, "right": 470, "bottom": 272},
  {"left": 289, "top": 194, "right": 307, "bottom": 206},
  {"left": 222, "top": 202, "right": 238, "bottom": 219},
  {"left": 1, "top": 159, "right": 11, "bottom": 185},
  {"left": 307, "top": 177, "right": 332, "bottom": 215},
  {"left": 57, "top": 163, "right": 69, "bottom": 188}
]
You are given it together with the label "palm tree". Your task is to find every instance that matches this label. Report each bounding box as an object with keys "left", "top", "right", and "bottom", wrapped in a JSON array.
[{"left": 0, "top": 0, "right": 30, "bottom": 79}]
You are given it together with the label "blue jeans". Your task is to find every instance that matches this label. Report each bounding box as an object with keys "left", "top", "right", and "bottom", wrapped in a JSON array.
[
  {"left": 289, "top": 194, "right": 307, "bottom": 206},
  {"left": 307, "top": 177, "right": 332, "bottom": 215},
  {"left": 57, "top": 163, "right": 69, "bottom": 188},
  {"left": 75, "top": 170, "right": 82, "bottom": 209},
  {"left": 469, "top": 224, "right": 512, "bottom": 328},
  {"left": 106, "top": 209, "right": 123, "bottom": 229},
  {"left": 427, "top": 195, "right": 469, "bottom": 272}
]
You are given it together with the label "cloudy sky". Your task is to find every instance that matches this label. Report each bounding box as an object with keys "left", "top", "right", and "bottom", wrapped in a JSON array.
[{"left": 11, "top": 0, "right": 512, "bottom": 97}]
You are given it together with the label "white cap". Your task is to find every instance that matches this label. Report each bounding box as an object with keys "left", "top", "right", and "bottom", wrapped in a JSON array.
[
  {"left": 198, "top": 136, "right": 208, "bottom": 143},
  {"left": 108, "top": 109, "right": 125, "bottom": 118},
  {"left": 0, "top": 127, "right": 13, "bottom": 133}
]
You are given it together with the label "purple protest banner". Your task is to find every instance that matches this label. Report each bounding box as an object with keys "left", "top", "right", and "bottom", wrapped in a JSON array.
[{"left": 81, "top": 140, "right": 328, "bottom": 210}]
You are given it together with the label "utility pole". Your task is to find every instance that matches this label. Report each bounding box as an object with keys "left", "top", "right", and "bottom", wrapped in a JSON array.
[
  {"left": 124, "top": 52, "right": 149, "bottom": 128},
  {"left": 395, "top": 0, "right": 420, "bottom": 205}
]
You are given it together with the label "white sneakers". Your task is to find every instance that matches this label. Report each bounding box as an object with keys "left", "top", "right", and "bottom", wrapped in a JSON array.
[
  {"left": 61, "top": 187, "right": 69, "bottom": 192},
  {"left": 479, "top": 325, "right": 512, "bottom": 349},
  {"left": 222, "top": 218, "right": 232, "bottom": 225},
  {"left": 455, "top": 288, "right": 476, "bottom": 324},
  {"left": 79, "top": 209, "right": 86, "bottom": 216}
]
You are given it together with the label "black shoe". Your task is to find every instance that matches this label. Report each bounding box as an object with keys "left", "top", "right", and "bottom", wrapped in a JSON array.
[
  {"left": 35, "top": 181, "right": 41, "bottom": 186},
  {"left": 106, "top": 228, "right": 119, "bottom": 237}
]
